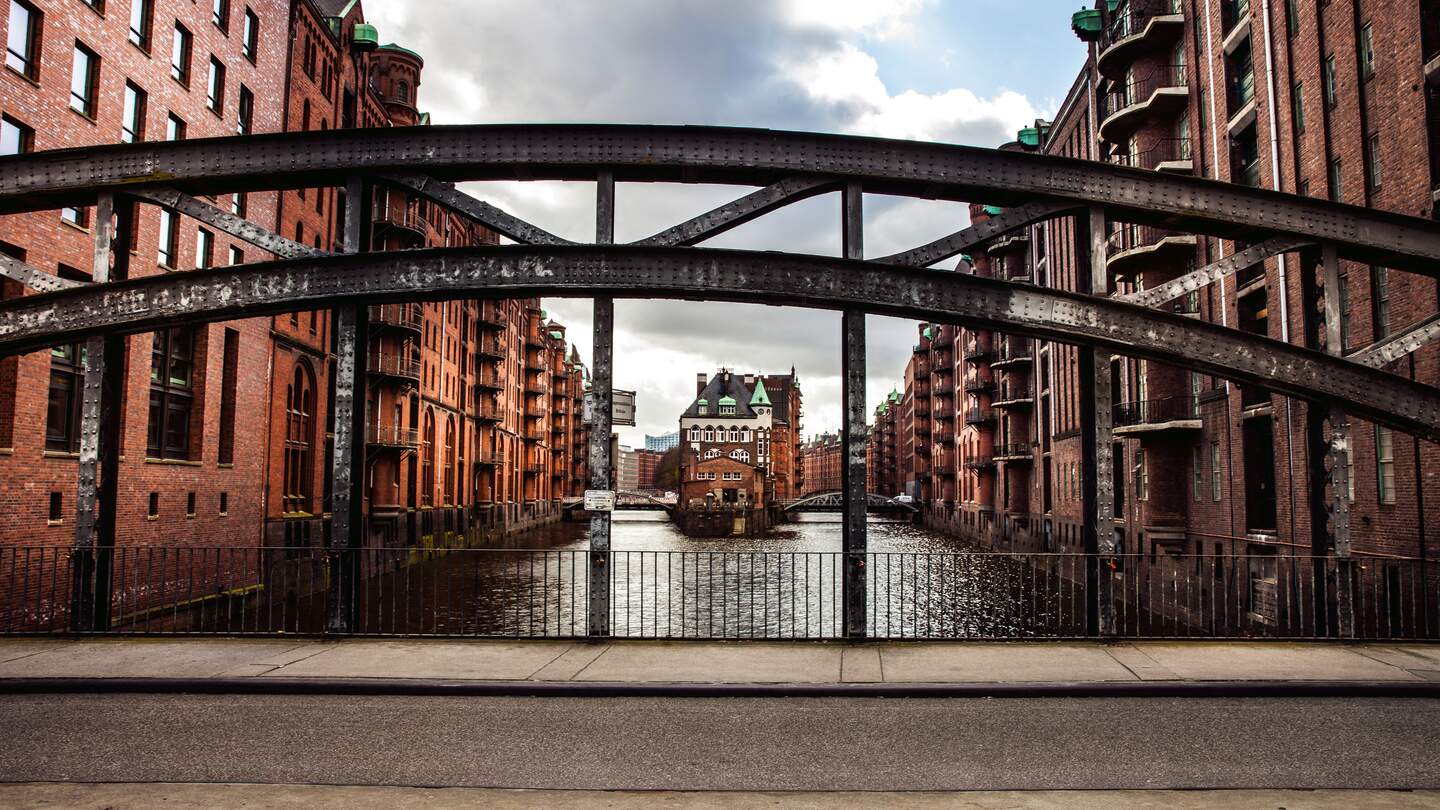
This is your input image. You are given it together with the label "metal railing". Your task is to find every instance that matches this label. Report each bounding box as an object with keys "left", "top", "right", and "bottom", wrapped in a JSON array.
[
  {"left": 1106, "top": 223, "right": 1191, "bottom": 259},
  {"left": 367, "top": 424, "right": 420, "bottom": 448},
  {"left": 1107, "top": 137, "right": 1192, "bottom": 171},
  {"left": 1102, "top": 0, "right": 1184, "bottom": 52},
  {"left": 7, "top": 546, "right": 1432, "bottom": 640},
  {"left": 964, "top": 340, "right": 992, "bottom": 360},
  {"left": 368, "top": 351, "right": 422, "bottom": 381},
  {"left": 964, "top": 407, "right": 994, "bottom": 426},
  {"left": 1113, "top": 395, "right": 1200, "bottom": 427},
  {"left": 1099, "top": 64, "right": 1188, "bottom": 121},
  {"left": 368, "top": 303, "right": 423, "bottom": 333}
]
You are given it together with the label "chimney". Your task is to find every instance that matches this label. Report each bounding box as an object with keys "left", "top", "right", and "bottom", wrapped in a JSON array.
[
  {"left": 744, "top": 374, "right": 756, "bottom": 387},
  {"left": 697, "top": 372, "right": 708, "bottom": 396}
]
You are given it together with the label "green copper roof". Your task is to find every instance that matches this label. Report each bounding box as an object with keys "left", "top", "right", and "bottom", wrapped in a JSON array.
[
  {"left": 697, "top": 398, "right": 708, "bottom": 405},
  {"left": 378, "top": 42, "right": 424, "bottom": 62},
  {"left": 982, "top": 205, "right": 1004, "bottom": 216},
  {"left": 718, "top": 395, "right": 736, "bottom": 406},
  {"left": 923, "top": 326, "right": 934, "bottom": 340},
  {"left": 749, "top": 378, "right": 771, "bottom": 406},
  {"left": 549, "top": 330, "right": 563, "bottom": 339},
  {"left": 352, "top": 23, "right": 379, "bottom": 48},
  {"left": 889, "top": 390, "right": 901, "bottom": 403}
]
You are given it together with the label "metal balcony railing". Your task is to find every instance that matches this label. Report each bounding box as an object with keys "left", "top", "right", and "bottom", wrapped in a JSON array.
[
  {"left": 1108, "top": 137, "right": 1192, "bottom": 171},
  {"left": 1099, "top": 63, "right": 1188, "bottom": 121},
  {"left": 366, "top": 424, "right": 420, "bottom": 448},
  {"left": 964, "top": 407, "right": 995, "bottom": 426},
  {"left": 1102, "top": 0, "right": 1184, "bottom": 52},
  {"left": 964, "top": 340, "right": 993, "bottom": 361},
  {"left": 477, "top": 337, "right": 506, "bottom": 360},
  {"left": 367, "top": 351, "right": 421, "bottom": 381},
  {"left": 994, "top": 443, "right": 1033, "bottom": 461},
  {"left": 368, "top": 303, "right": 423, "bottom": 333},
  {"left": 995, "top": 385, "right": 1034, "bottom": 404},
  {"left": 994, "top": 341, "right": 1033, "bottom": 365},
  {"left": 1113, "top": 395, "right": 1201, "bottom": 427},
  {"left": 964, "top": 375, "right": 994, "bottom": 394},
  {"left": 1106, "top": 223, "right": 1191, "bottom": 259},
  {"left": 963, "top": 454, "right": 996, "bottom": 469}
]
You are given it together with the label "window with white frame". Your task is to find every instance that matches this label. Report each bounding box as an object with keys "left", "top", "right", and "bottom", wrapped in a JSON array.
[
  {"left": 688, "top": 427, "right": 701, "bottom": 441},
  {"left": 730, "top": 449, "right": 750, "bottom": 463},
  {"left": 703, "top": 429, "right": 714, "bottom": 442},
  {"left": 704, "top": 448, "right": 721, "bottom": 459}
]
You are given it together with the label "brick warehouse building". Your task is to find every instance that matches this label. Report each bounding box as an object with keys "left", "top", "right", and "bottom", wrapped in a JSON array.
[
  {"left": 678, "top": 369, "right": 803, "bottom": 511},
  {"left": 0, "top": 0, "right": 589, "bottom": 557},
  {"left": 798, "top": 432, "right": 841, "bottom": 497},
  {"left": 874, "top": 0, "right": 1440, "bottom": 566}
]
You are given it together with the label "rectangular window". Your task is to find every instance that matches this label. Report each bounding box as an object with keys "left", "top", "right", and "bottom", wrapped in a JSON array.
[
  {"left": 1210, "top": 441, "right": 1222, "bottom": 501},
  {"left": 1285, "top": 0, "right": 1298, "bottom": 31},
  {"left": 186, "top": 491, "right": 196, "bottom": 517},
  {"left": 241, "top": 8, "right": 258, "bottom": 62},
  {"left": 195, "top": 228, "right": 213, "bottom": 269},
  {"left": 61, "top": 206, "right": 89, "bottom": 228},
  {"left": 219, "top": 492, "right": 228, "bottom": 515},
  {"left": 129, "top": 0, "right": 152, "bottom": 51},
  {"left": 148, "top": 492, "right": 159, "bottom": 518},
  {"left": 46, "top": 341, "right": 84, "bottom": 452},
  {"left": 227, "top": 245, "right": 243, "bottom": 266},
  {"left": 206, "top": 57, "right": 225, "bottom": 112},
  {"left": 213, "top": 0, "right": 229, "bottom": 31},
  {"left": 122, "top": 82, "right": 146, "bottom": 143},
  {"left": 7, "top": 0, "right": 39, "bottom": 79},
  {"left": 1371, "top": 266, "right": 1390, "bottom": 338},
  {"left": 1135, "top": 449, "right": 1148, "bottom": 500},
  {"left": 148, "top": 328, "right": 196, "bottom": 460},
  {"left": 236, "top": 84, "right": 253, "bottom": 134},
  {"left": 1292, "top": 82, "right": 1305, "bottom": 134},
  {"left": 230, "top": 192, "right": 245, "bottom": 217},
  {"left": 1, "top": 114, "right": 32, "bottom": 155},
  {"left": 1338, "top": 271, "right": 1351, "bottom": 350},
  {"left": 69, "top": 42, "right": 99, "bottom": 118},
  {"left": 171, "top": 23, "right": 191, "bottom": 85},
  {"left": 1358, "top": 22, "right": 1374, "bottom": 78},
  {"left": 1323, "top": 54, "right": 1336, "bottom": 107},
  {"left": 1192, "top": 446, "right": 1203, "bottom": 501},
  {"left": 218, "top": 328, "right": 238, "bottom": 464},
  {"left": 1328, "top": 158, "right": 1342, "bottom": 202},
  {"left": 1375, "top": 426, "right": 1395, "bottom": 504},
  {"left": 166, "top": 113, "right": 185, "bottom": 141},
  {"left": 1365, "top": 132, "right": 1382, "bottom": 191},
  {"left": 48, "top": 492, "right": 62, "bottom": 522},
  {"left": 157, "top": 207, "right": 177, "bottom": 267}
]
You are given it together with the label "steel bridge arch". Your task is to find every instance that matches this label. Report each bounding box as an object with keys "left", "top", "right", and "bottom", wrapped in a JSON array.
[{"left": 2, "top": 245, "right": 1437, "bottom": 438}]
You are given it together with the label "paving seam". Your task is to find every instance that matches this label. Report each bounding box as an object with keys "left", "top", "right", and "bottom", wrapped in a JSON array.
[{"left": 2, "top": 677, "right": 1438, "bottom": 698}]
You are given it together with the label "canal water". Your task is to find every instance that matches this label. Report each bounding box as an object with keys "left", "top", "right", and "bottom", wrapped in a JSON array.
[{"left": 339, "top": 513, "right": 1087, "bottom": 639}]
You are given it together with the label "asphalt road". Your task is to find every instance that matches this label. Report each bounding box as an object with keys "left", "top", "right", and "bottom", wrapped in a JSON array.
[{"left": 2, "top": 695, "right": 1437, "bottom": 791}]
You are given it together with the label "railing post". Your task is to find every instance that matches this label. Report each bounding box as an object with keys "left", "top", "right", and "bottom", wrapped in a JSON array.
[
  {"left": 841, "top": 181, "right": 868, "bottom": 638},
  {"left": 71, "top": 193, "right": 131, "bottom": 632},
  {"left": 327, "top": 175, "right": 371, "bottom": 634},
  {"left": 588, "top": 170, "right": 616, "bottom": 638},
  {"left": 1078, "top": 206, "right": 1116, "bottom": 636}
]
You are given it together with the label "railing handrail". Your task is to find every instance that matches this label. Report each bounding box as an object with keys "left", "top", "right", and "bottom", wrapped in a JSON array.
[{"left": 1100, "top": 63, "right": 1189, "bottom": 119}]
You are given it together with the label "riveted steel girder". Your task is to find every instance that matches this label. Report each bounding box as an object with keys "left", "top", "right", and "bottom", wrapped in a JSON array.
[
  {"left": 876, "top": 201, "right": 1075, "bottom": 267},
  {"left": 1, "top": 126, "right": 1437, "bottom": 274},
  {"left": 131, "top": 188, "right": 325, "bottom": 259},
  {"left": 0, "top": 252, "right": 84, "bottom": 292},
  {"left": 1348, "top": 313, "right": 1440, "bottom": 368},
  {"left": 375, "top": 172, "right": 573, "bottom": 246},
  {"left": 633, "top": 176, "right": 838, "bottom": 247},
  {"left": 1120, "top": 236, "right": 1311, "bottom": 308},
  {"left": 3, "top": 245, "right": 1440, "bottom": 439}
]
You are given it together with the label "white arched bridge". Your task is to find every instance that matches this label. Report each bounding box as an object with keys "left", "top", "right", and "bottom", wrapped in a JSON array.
[
  {"left": 783, "top": 493, "right": 919, "bottom": 514},
  {"left": 1, "top": 124, "right": 1437, "bottom": 639}
]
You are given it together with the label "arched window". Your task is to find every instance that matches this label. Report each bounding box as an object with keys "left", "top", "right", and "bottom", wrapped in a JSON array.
[
  {"left": 688, "top": 427, "right": 701, "bottom": 441},
  {"left": 443, "top": 416, "right": 456, "bottom": 504},
  {"left": 282, "top": 362, "right": 315, "bottom": 514},
  {"left": 398, "top": 79, "right": 409, "bottom": 103},
  {"left": 729, "top": 449, "right": 750, "bottom": 463},
  {"left": 421, "top": 409, "right": 436, "bottom": 506},
  {"left": 704, "top": 448, "right": 721, "bottom": 459},
  {"left": 703, "top": 428, "right": 714, "bottom": 442}
]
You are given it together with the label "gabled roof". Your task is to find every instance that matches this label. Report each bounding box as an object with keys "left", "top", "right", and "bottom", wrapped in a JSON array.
[{"left": 682, "top": 373, "right": 758, "bottom": 420}]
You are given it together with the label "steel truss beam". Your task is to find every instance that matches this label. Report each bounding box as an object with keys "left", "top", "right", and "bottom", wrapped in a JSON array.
[
  {"left": 1120, "top": 236, "right": 1311, "bottom": 308},
  {"left": 0, "top": 252, "right": 84, "bottom": 292},
  {"left": 1348, "top": 313, "right": 1440, "bottom": 368},
  {"left": 876, "top": 201, "right": 1074, "bottom": 267},
  {"left": 3, "top": 245, "right": 1440, "bottom": 439},
  {"left": 633, "top": 176, "right": 838, "bottom": 247},
  {"left": 1, "top": 126, "right": 1436, "bottom": 273},
  {"left": 375, "top": 172, "right": 573, "bottom": 246},
  {"left": 131, "top": 189, "right": 324, "bottom": 259}
]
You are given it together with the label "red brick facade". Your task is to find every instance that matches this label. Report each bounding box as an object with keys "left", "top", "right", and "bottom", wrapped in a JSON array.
[{"left": 874, "top": 0, "right": 1440, "bottom": 562}]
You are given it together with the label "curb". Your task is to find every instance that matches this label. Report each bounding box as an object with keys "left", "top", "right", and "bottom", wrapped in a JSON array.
[{"left": 2, "top": 678, "right": 1438, "bottom": 698}]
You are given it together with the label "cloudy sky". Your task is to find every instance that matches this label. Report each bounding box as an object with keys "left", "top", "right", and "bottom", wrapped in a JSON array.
[{"left": 363, "top": 0, "right": 1086, "bottom": 446}]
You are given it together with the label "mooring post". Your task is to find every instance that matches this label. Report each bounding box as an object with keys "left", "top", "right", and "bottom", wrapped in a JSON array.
[
  {"left": 588, "top": 170, "right": 616, "bottom": 638},
  {"left": 327, "top": 175, "right": 371, "bottom": 634},
  {"left": 841, "top": 181, "right": 868, "bottom": 638},
  {"left": 71, "top": 193, "right": 130, "bottom": 632},
  {"left": 1077, "top": 206, "right": 1116, "bottom": 636}
]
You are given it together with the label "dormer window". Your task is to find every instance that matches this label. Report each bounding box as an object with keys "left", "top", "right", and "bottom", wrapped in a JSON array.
[
  {"left": 720, "top": 404, "right": 736, "bottom": 415},
  {"left": 697, "top": 398, "right": 708, "bottom": 416}
]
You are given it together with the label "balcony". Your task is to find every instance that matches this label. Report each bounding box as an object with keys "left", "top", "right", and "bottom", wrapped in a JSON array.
[
  {"left": 934, "top": 426, "right": 955, "bottom": 444},
  {"left": 368, "top": 303, "right": 423, "bottom": 335},
  {"left": 986, "top": 230, "right": 1029, "bottom": 257},
  {"left": 474, "top": 452, "right": 503, "bottom": 467},
  {"left": 476, "top": 402, "right": 502, "bottom": 422},
  {"left": 1105, "top": 223, "right": 1198, "bottom": 281},
  {"left": 367, "top": 351, "right": 421, "bottom": 383},
  {"left": 964, "top": 374, "right": 993, "bottom": 394},
  {"left": 1113, "top": 395, "right": 1202, "bottom": 436},
  {"left": 964, "top": 407, "right": 995, "bottom": 426},
  {"left": 525, "top": 376, "right": 548, "bottom": 395},
  {"left": 1107, "top": 137, "right": 1193, "bottom": 174},
  {"left": 964, "top": 340, "right": 993, "bottom": 362},
  {"left": 525, "top": 403, "right": 547, "bottom": 419},
  {"left": 994, "top": 443, "right": 1034, "bottom": 463},
  {"left": 524, "top": 329, "right": 546, "bottom": 349},
  {"left": 372, "top": 202, "right": 426, "bottom": 246},
  {"left": 992, "top": 385, "right": 1034, "bottom": 409},
  {"left": 915, "top": 421, "right": 932, "bottom": 436},
  {"left": 991, "top": 341, "right": 1033, "bottom": 368},
  {"left": 475, "top": 370, "right": 503, "bottom": 391},
  {"left": 964, "top": 454, "right": 996, "bottom": 470},
  {"left": 1098, "top": 0, "right": 1186, "bottom": 80},
  {"left": 1098, "top": 64, "right": 1189, "bottom": 144},
  {"left": 477, "top": 305, "right": 506, "bottom": 331},
  {"left": 522, "top": 426, "right": 546, "bottom": 443},
  {"left": 523, "top": 461, "right": 544, "bottom": 474},
  {"left": 477, "top": 337, "right": 505, "bottom": 361},
  {"left": 367, "top": 424, "right": 419, "bottom": 449},
  {"left": 525, "top": 354, "right": 547, "bottom": 372}
]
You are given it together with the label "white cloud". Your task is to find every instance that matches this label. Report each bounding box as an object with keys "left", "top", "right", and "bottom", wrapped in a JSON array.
[{"left": 781, "top": 0, "right": 932, "bottom": 39}]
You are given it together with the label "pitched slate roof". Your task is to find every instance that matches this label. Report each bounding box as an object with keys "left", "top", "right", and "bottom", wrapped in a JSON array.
[{"left": 682, "top": 373, "right": 758, "bottom": 419}]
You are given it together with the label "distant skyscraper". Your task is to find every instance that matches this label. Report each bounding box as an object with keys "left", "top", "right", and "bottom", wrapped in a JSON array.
[{"left": 645, "top": 431, "right": 680, "bottom": 452}]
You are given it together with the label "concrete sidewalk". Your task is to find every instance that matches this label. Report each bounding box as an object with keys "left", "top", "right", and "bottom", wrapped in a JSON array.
[{"left": 1, "top": 637, "right": 1438, "bottom": 692}]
